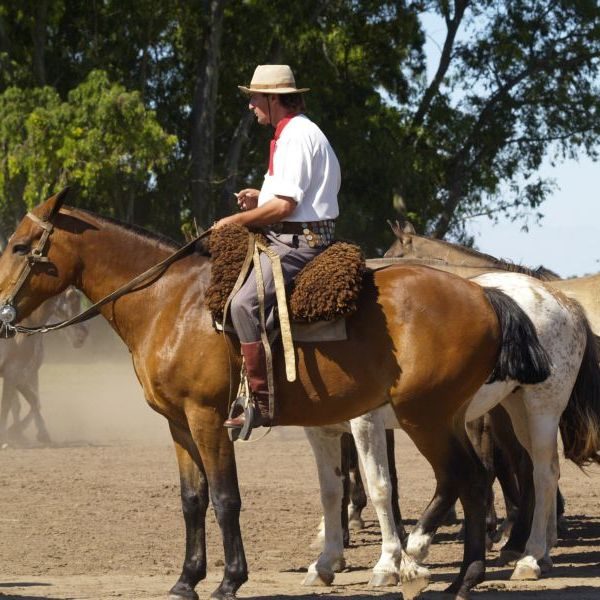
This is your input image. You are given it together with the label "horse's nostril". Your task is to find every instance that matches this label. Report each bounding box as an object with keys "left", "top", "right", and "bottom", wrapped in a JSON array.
[{"left": 0, "top": 304, "right": 17, "bottom": 324}]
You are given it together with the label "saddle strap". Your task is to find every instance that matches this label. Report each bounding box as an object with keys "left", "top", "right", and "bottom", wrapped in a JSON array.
[{"left": 254, "top": 238, "right": 296, "bottom": 383}]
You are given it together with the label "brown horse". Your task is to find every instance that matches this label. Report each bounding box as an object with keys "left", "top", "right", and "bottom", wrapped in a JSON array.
[
  {"left": 381, "top": 221, "right": 593, "bottom": 550},
  {"left": 0, "top": 191, "right": 551, "bottom": 600}
]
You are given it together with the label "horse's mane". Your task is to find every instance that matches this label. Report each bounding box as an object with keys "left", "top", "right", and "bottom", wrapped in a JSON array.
[
  {"left": 72, "top": 207, "right": 182, "bottom": 251},
  {"left": 413, "top": 235, "right": 561, "bottom": 281}
]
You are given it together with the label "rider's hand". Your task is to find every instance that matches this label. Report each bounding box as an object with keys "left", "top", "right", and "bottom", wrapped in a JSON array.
[
  {"left": 213, "top": 214, "right": 242, "bottom": 229},
  {"left": 236, "top": 188, "right": 259, "bottom": 211}
]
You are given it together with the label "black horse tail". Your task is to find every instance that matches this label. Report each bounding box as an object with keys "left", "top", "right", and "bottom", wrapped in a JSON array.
[
  {"left": 559, "top": 316, "right": 600, "bottom": 467},
  {"left": 484, "top": 287, "right": 551, "bottom": 385}
]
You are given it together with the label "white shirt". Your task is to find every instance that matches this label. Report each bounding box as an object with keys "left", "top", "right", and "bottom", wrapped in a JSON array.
[{"left": 257, "top": 115, "right": 340, "bottom": 221}]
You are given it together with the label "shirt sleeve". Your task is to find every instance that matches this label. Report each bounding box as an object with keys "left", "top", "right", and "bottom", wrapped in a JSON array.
[{"left": 269, "top": 133, "right": 312, "bottom": 204}]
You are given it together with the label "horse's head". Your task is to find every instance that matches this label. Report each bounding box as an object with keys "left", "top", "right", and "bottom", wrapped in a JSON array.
[
  {"left": 384, "top": 219, "right": 417, "bottom": 258},
  {"left": 0, "top": 188, "right": 80, "bottom": 336}
]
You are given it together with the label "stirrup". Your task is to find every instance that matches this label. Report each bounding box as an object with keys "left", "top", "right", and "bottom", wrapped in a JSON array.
[{"left": 226, "top": 395, "right": 255, "bottom": 442}]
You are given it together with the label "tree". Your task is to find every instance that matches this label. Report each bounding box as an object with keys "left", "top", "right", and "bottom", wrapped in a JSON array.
[
  {"left": 395, "top": 0, "right": 600, "bottom": 242},
  {"left": 0, "top": 0, "right": 598, "bottom": 254},
  {"left": 0, "top": 70, "right": 176, "bottom": 238}
]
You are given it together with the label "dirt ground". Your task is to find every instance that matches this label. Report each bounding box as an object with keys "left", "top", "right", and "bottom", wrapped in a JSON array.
[{"left": 0, "top": 321, "right": 599, "bottom": 600}]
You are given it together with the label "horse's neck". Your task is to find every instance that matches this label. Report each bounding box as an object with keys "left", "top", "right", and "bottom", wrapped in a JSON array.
[
  {"left": 71, "top": 220, "right": 211, "bottom": 348},
  {"left": 411, "top": 237, "right": 500, "bottom": 268}
]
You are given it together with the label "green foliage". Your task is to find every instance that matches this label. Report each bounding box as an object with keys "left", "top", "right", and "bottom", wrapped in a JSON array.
[
  {"left": 0, "top": 70, "right": 176, "bottom": 236},
  {"left": 0, "top": 0, "right": 598, "bottom": 252}
]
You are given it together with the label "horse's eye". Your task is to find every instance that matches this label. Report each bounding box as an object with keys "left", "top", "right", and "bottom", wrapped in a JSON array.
[{"left": 12, "top": 243, "right": 29, "bottom": 255}]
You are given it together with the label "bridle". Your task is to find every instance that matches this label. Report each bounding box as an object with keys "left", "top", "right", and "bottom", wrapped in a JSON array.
[
  {"left": 0, "top": 210, "right": 57, "bottom": 328},
  {"left": 0, "top": 208, "right": 211, "bottom": 336}
]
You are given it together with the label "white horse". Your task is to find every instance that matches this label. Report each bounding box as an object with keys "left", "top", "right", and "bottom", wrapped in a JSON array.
[
  {"left": 0, "top": 286, "right": 88, "bottom": 445},
  {"left": 303, "top": 272, "right": 600, "bottom": 598}
]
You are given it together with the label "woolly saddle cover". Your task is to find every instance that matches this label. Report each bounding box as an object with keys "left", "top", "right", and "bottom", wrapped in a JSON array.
[{"left": 205, "top": 224, "right": 365, "bottom": 324}]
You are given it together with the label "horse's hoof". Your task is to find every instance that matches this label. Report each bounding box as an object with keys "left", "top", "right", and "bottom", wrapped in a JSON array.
[
  {"left": 402, "top": 571, "right": 430, "bottom": 600},
  {"left": 497, "top": 548, "right": 521, "bottom": 566},
  {"left": 369, "top": 570, "right": 399, "bottom": 587},
  {"left": 168, "top": 582, "right": 199, "bottom": 600},
  {"left": 210, "top": 589, "right": 236, "bottom": 600},
  {"left": 400, "top": 558, "right": 430, "bottom": 600},
  {"left": 168, "top": 589, "right": 199, "bottom": 600},
  {"left": 539, "top": 555, "right": 553, "bottom": 575},
  {"left": 302, "top": 569, "right": 334, "bottom": 586},
  {"left": 348, "top": 516, "right": 365, "bottom": 531},
  {"left": 511, "top": 556, "right": 541, "bottom": 580},
  {"left": 332, "top": 557, "right": 346, "bottom": 572}
]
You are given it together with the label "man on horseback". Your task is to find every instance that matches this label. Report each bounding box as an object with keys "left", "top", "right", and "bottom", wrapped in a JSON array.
[{"left": 215, "top": 64, "right": 341, "bottom": 432}]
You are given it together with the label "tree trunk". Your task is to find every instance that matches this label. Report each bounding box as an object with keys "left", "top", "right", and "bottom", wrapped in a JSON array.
[
  {"left": 31, "top": 0, "right": 48, "bottom": 86},
  {"left": 190, "top": 0, "right": 226, "bottom": 227},
  {"left": 218, "top": 110, "right": 255, "bottom": 218}
]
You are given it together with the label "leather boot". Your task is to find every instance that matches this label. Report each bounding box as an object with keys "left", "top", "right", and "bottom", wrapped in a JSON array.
[{"left": 224, "top": 341, "right": 272, "bottom": 429}]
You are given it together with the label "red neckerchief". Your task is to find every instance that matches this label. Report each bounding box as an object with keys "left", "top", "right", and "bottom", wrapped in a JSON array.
[{"left": 268, "top": 113, "right": 298, "bottom": 175}]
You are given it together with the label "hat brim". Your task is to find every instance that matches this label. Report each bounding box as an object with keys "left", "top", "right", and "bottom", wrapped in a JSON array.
[{"left": 238, "top": 85, "right": 310, "bottom": 95}]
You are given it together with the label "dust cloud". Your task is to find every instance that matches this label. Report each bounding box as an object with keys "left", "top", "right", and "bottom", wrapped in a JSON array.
[{"left": 16, "top": 319, "right": 171, "bottom": 446}]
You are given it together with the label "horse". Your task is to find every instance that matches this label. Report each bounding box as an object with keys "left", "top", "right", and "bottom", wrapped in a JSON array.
[
  {"left": 0, "top": 190, "right": 552, "bottom": 600},
  {"left": 307, "top": 269, "right": 600, "bottom": 590},
  {"left": 0, "top": 286, "right": 88, "bottom": 445},
  {"left": 383, "top": 220, "right": 600, "bottom": 538}
]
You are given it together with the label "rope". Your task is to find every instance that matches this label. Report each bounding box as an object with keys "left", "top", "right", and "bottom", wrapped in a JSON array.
[{"left": 11, "top": 228, "right": 212, "bottom": 336}]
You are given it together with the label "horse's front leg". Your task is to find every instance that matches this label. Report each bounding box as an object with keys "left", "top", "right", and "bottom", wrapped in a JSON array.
[
  {"left": 1, "top": 381, "right": 21, "bottom": 444},
  {"left": 187, "top": 408, "right": 248, "bottom": 600},
  {"left": 349, "top": 411, "right": 428, "bottom": 595},
  {"left": 303, "top": 426, "right": 346, "bottom": 586},
  {"left": 168, "top": 422, "right": 209, "bottom": 600}
]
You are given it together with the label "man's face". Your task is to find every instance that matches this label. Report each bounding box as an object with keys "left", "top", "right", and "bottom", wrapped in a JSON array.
[{"left": 249, "top": 93, "right": 272, "bottom": 125}]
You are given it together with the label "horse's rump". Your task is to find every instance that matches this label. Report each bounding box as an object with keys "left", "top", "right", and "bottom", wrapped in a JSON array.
[{"left": 205, "top": 224, "right": 365, "bottom": 323}]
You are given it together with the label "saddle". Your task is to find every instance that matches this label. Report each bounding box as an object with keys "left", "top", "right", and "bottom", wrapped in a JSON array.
[
  {"left": 205, "top": 224, "right": 366, "bottom": 334},
  {"left": 206, "top": 224, "right": 365, "bottom": 441}
]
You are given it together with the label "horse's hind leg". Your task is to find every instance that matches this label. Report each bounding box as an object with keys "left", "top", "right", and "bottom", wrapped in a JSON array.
[
  {"left": 489, "top": 405, "right": 522, "bottom": 546},
  {"left": 386, "top": 429, "right": 408, "bottom": 544},
  {"left": 168, "top": 422, "right": 209, "bottom": 600},
  {"left": 349, "top": 413, "right": 428, "bottom": 594},
  {"left": 303, "top": 427, "right": 346, "bottom": 586},
  {"left": 16, "top": 375, "right": 50, "bottom": 444},
  {"left": 341, "top": 432, "right": 366, "bottom": 532},
  {"left": 406, "top": 426, "right": 487, "bottom": 599},
  {"left": 501, "top": 391, "right": 561, "bottom": 580}
]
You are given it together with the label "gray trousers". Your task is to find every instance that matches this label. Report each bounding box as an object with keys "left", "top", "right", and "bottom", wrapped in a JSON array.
[{"left": 230, "top": 232, "right": 324, "bottom": 343}]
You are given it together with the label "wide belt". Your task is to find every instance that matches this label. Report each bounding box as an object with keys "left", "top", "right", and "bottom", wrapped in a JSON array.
[{"left": 268, "top": 219, "right": 336, "bottom": 247}]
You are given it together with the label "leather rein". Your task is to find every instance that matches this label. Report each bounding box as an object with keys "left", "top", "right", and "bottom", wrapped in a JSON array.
[{"left": 1, "top": 209, "right": 211, "bottom": 336}]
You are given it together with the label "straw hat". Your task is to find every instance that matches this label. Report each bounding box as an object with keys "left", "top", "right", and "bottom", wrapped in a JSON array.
[{"left": 238, "top": 64, "right": 310, "bottom": 95}]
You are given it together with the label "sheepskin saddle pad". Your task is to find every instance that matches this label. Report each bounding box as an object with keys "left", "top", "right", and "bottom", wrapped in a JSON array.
[{"left": 205, "top": 224, "right": 366, "bottom": 326}]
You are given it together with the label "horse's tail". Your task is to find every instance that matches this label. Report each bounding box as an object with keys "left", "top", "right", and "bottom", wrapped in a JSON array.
[
  {"left": 483, "top": 287, "right": 551, "bottom": 385},
  {"left": 559, "top": 317, "right": 600, "bottom": 467}
]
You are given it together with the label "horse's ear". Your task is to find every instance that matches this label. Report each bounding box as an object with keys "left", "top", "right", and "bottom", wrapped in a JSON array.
[
  {"left": 42, "top": 187, "right": 71, "bottom": 221},
  {"left": 387, "top": 219, "right": 403, "bottom": 238},
  {"left": 402, "top": 220, "right": 416, "bottom": 235}
]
